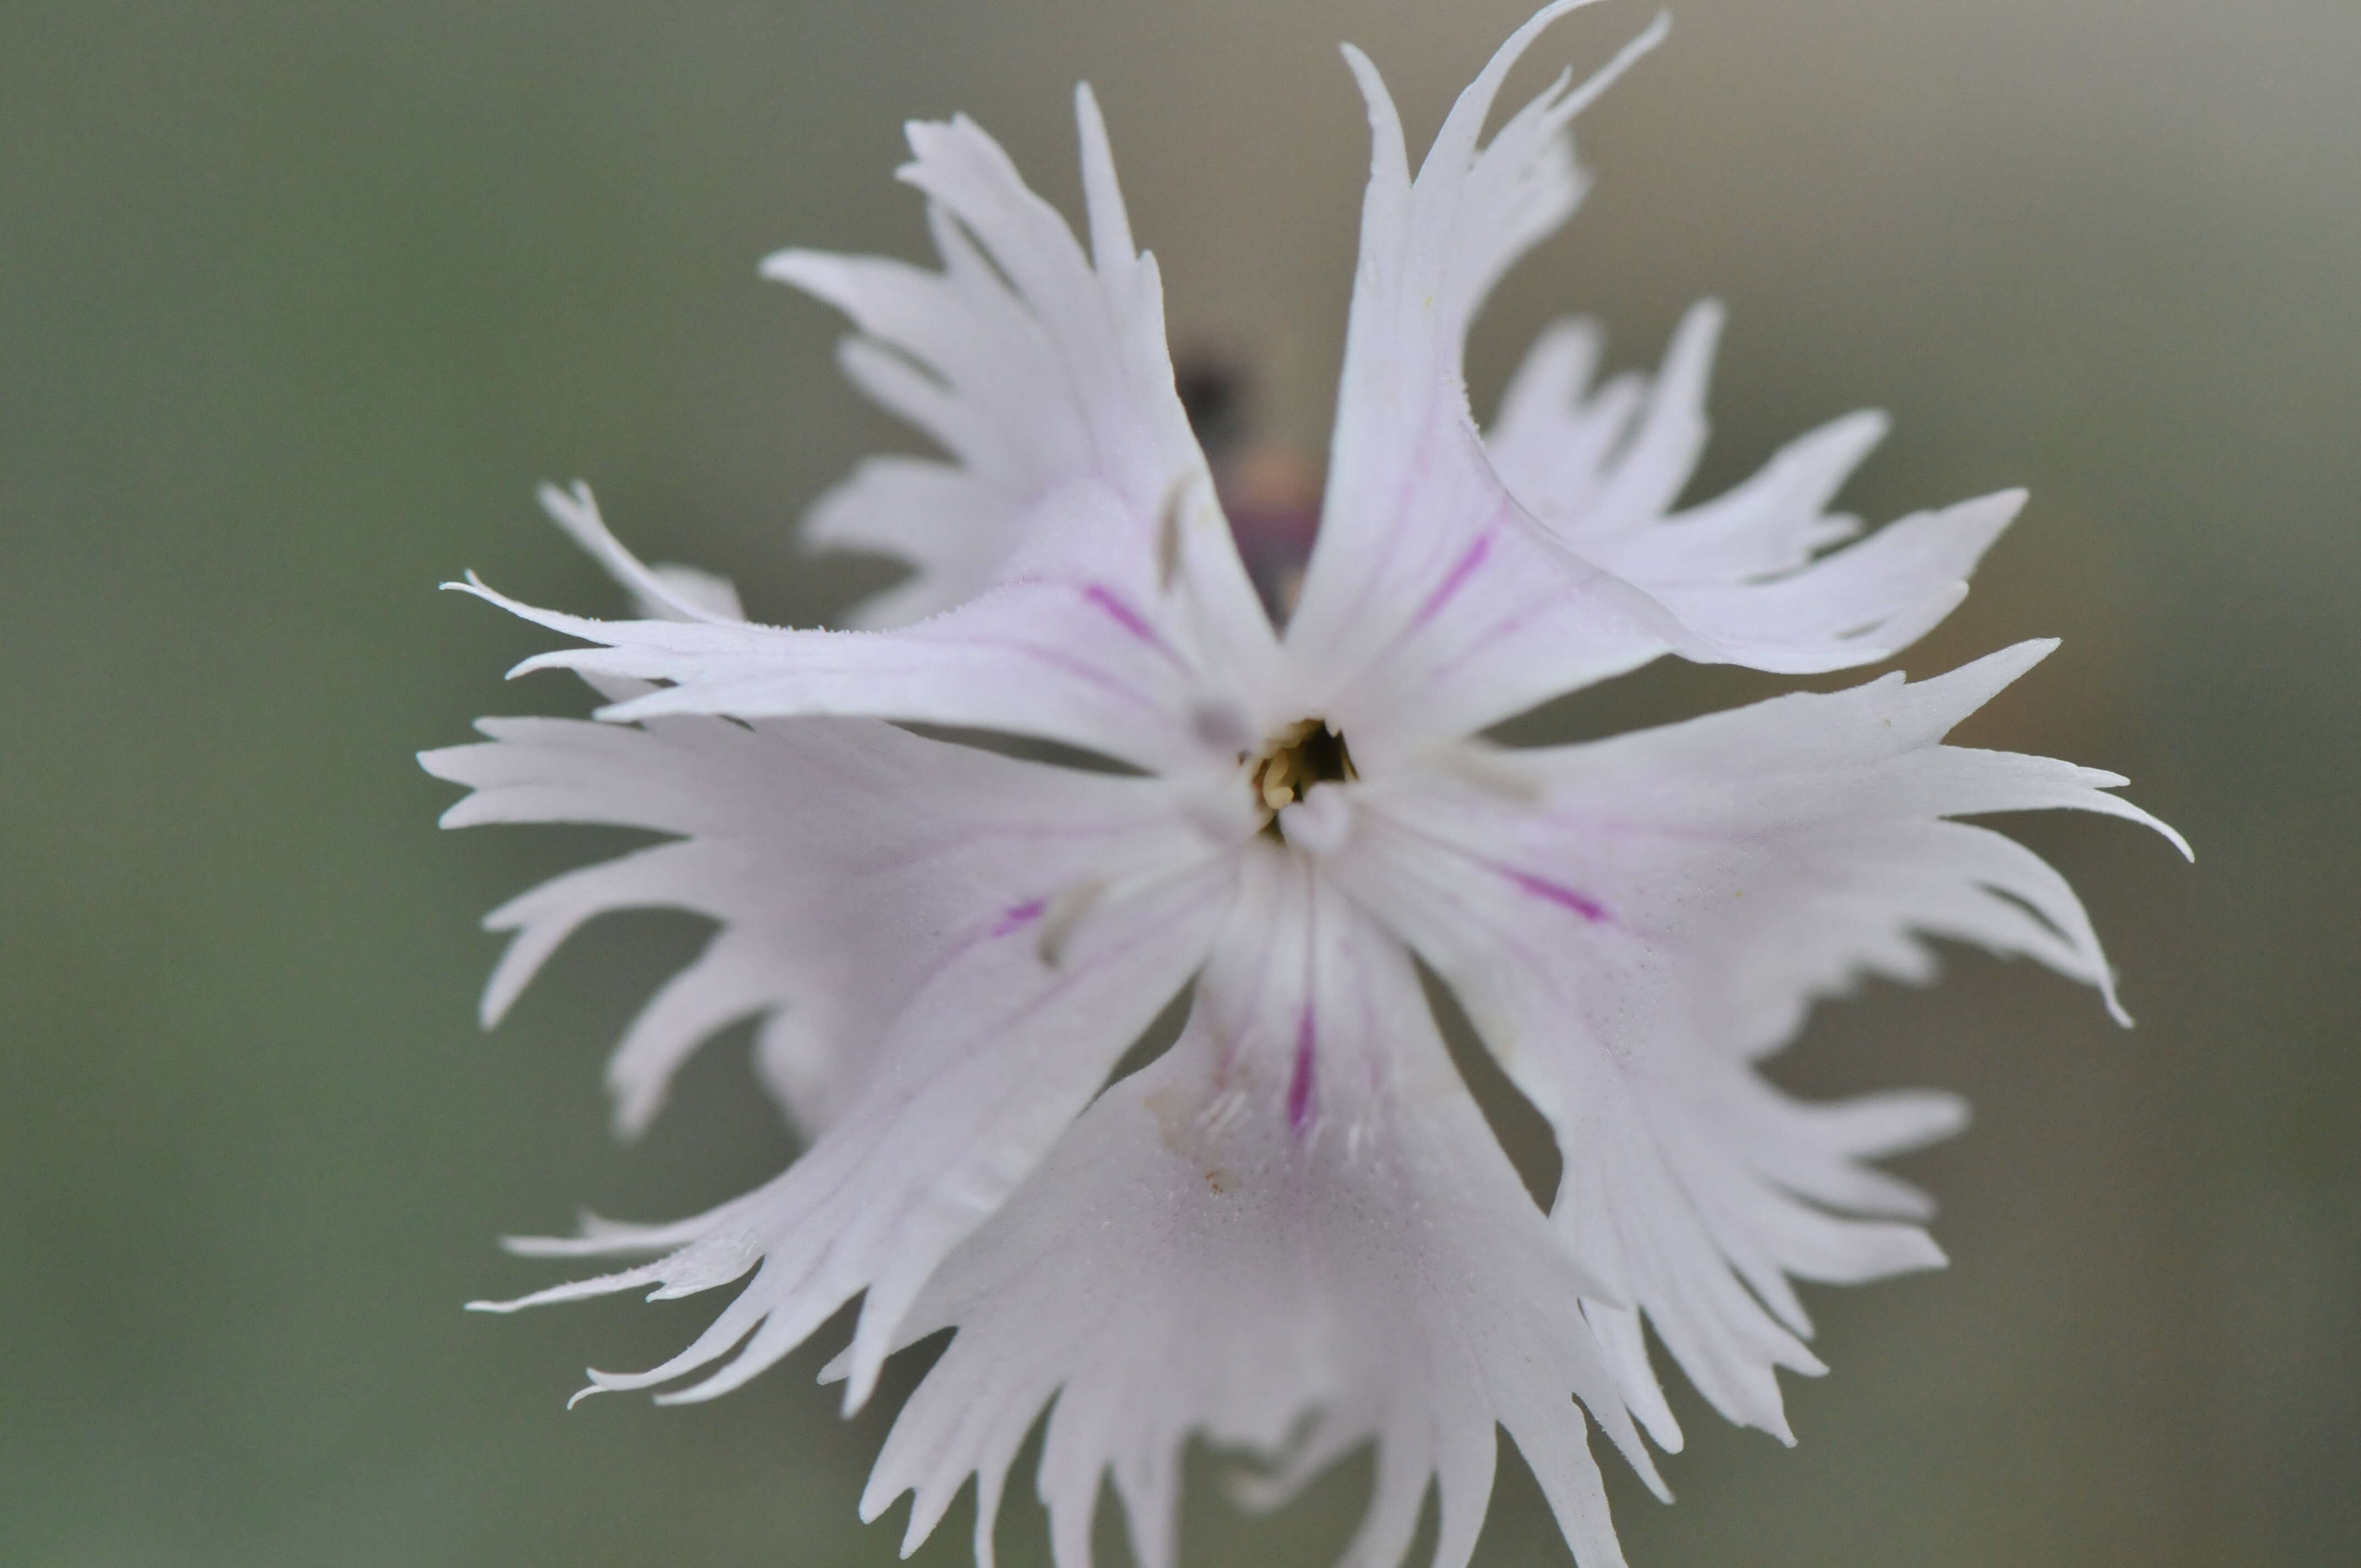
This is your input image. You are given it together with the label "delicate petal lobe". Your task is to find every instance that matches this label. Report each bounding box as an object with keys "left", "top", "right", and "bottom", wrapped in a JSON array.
[
  {"left": 859, "top": 846, "right": 1657, "bottom": 1568},
  {"left": 1319, "top": 645, "right": 2185, "bottom": 1435},
  {"left": 774, "top": 89, "right": 1272, "bottom": 672},
  {"left": 1287, "top": 7, "right": 1706, "bottom": 762},
  {"left": 469, "top": 847, "right": 1239, "bottom": 1415},
  {"left": 1488, "top": 301, "right": 2020, "bottom": 671},
  {"left": 423, "top": 713, "right": 1235, "bottom": 1136}
]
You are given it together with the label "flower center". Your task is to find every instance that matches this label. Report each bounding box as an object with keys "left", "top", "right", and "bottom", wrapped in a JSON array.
[{"left": 1250, "top": 719, "right": 1357, "bottom": 835}]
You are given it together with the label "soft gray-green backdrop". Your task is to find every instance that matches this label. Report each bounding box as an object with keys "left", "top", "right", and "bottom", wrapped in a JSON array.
[{"left": 4, "top": 2, "right": 2354, "bottom": 1565}]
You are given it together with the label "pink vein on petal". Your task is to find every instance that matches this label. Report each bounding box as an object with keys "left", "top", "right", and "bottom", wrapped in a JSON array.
[
  {"left": 1081, "top": 582, "right": 1176, "bottom": 656},
  {"left": 1499, "top": 865, "right": 1612, "bottom": 923},
  {"left": 1409, "top": 531, "right": 1494, "bottom": 630},
  {"left": 992, "top": 898, "right": 1046, "bottom": 937},
  {"left": 1286, "top": 1004, "right": 1318, "bottom": 1135},
  {"left": 946, "top": 630, "right": 1169, "bottom": 711}
]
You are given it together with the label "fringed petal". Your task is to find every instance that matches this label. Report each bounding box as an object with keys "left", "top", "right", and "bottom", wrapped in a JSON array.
[
  {"left": 422, "top": 709, "right": 1237, "bottom": 1138},
  {"left": 858, "top": 845, "right": 1658, "bottom": 1568},
  {"left": 770, "top": 89, "right": 1276, "bottom": 674},
  {"left": 1488, "top": 300, "right": 2020, "bottom": 671},
  {"left": 1286, "top": 4, "right": 1702, "bottom": 766},
  {"left": 465, "top": 848, "right": 1238, "bottom": 1415},
  {"left": 455, "top": 460, "right": 1285, "bottom": 776},
  {"left": 1320, "top": 645, "right": 2187, "bottom": 1439}
]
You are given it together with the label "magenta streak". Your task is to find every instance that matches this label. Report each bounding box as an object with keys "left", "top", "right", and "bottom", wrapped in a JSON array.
[
  {"left": 1499, "top": 866, "right": 1611, "bottom": 923},
  {"left": 1286, "top": 1005, "right": 1318, "bottom": 1135},
  {"left": 1080, "top": 582, "right": 1174, "bottom": 656},
  {"left": 991, "top": 898, "right": 1045, "bottom": 937},
  {"left": 1408, "top": 531, "right": 1494, "bottom": 630},
  {"left": 1424, "top": 560, "right": 1615, "bottom": 682},
  {"left": 960, "top": 635, "right": 1155, "bottom": 705}
]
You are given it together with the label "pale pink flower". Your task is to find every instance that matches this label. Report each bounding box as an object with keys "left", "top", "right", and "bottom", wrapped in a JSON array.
[{"left": 423, "top": 6, "right": 2186, "bottom": 1564}]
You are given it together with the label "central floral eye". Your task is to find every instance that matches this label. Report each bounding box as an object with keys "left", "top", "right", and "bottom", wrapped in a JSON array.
[{"left": 1250, "top": 718, "right": 1358, "bottom": 824}]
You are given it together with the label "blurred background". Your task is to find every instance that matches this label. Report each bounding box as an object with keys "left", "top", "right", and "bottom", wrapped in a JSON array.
[{"left": 3, "top": 1, "right": 2354, "bottom": 1564}]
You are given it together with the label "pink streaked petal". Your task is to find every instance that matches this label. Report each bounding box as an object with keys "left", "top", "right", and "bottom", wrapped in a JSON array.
[
  {"left": 465, "top": 848, "right": 1242, "bottom": 1421},
  {"left": 422, "top": 711, "right": 1231, "bottom": 1140},
  {"left": 848, "top": 843, "right": 1658, "bottom": 1568},
  {"left": 1315, "top": 647, "right": 2184, "bottom": 1438},
  {"left": 769, "top": 89, "right": 1277, "bottom": 677},
  {"left": 449, "top": 551, "right": 1234, "bottom": 776},
  {"left": 1287, "top": 7, "right": 1703, "bottom": 759},
  {"left": 1286, "top": 421, "right": 1702, "bottom": 765}
]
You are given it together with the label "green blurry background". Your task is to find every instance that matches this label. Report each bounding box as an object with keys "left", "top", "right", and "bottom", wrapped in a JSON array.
[{"left": 4, "top": 1, "right": 2354, "bottom": 1564}]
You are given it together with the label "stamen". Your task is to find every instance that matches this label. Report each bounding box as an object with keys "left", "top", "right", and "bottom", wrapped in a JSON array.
[{"left": 1249, "top": 720, "right": 1358, "bottom": 839}]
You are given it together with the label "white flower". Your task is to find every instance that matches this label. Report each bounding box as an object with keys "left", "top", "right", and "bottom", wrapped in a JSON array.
[{"left": 422, "top": 5, "right": 2188, "bottom": 1566}]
